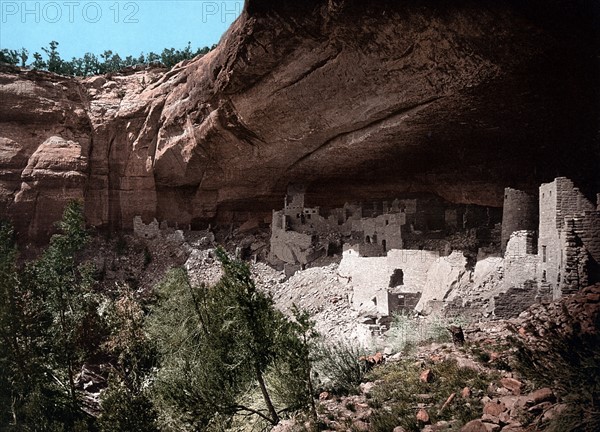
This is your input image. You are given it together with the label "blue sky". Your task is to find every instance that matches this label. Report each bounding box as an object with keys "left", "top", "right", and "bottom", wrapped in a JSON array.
[{"left": 0, "top": 0, "right": 243, "bottom": 61}]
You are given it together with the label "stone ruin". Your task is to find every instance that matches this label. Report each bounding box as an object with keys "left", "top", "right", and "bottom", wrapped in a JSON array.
[
  {"left": 269, "top": 178, "right": 600, "bottom": 322},
  {"left": 133, "top": 216, "right": 215, "bottom": 247},
  {"left": 269, "top": 184, "right": 409, "bottom": 267}
]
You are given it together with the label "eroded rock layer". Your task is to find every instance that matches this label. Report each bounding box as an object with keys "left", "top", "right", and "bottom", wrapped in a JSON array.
[{"left": 0, "top": 0, "right": 598, "bottom": 241}]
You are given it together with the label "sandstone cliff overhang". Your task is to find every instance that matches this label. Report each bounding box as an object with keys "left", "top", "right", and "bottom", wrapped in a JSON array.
[{"left": 0, "top": 0, "right": 598, "bottom": 242}]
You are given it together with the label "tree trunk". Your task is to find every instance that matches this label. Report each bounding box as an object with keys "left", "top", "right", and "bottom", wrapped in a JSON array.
[
  {"left": 256, "top": 366, "right": 279, "bottom": 425},
  {"left": 304, "top": 334, "right": 318, "bottom": 423}
]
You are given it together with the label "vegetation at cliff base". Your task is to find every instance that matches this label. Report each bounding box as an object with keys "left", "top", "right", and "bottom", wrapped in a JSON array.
[
  {"left": 0, "top": 206, "right": 323, "bottom": 431},
  {"left": 147, "top": 249, "right": 318, "bottom": 429},
  {"left": 0, "top": 201, "right": 101, "bottom": 430}
]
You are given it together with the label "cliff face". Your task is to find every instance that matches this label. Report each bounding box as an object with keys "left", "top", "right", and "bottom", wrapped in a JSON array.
[{"left": 0, "top": 0, "right": 598, "bottom": 241}]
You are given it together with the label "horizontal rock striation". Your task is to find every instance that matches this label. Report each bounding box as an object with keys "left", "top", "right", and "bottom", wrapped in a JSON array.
[{"left": 0, "top": 0, "right": 598, "bottom": 242}]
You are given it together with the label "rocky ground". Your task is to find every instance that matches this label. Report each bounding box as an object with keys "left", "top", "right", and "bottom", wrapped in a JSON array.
[
  {"left": 73, "top": 230, "right": 599, "bottom": 431},
  {"left": 274, "top": 284, "right": 600, "bottom": 432}
]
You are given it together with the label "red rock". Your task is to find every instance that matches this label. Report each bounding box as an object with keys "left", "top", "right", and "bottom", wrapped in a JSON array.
[
  {"left": 420, "top": 369, "right": 434, "bottom": 383},
  {"left": 352, "top": 420, "right": 369, "bottom": 431},
  {"left": 461, "top": 387, "right": 472, "bottom": 398},
  {"left": 360, "top": 352, "right": 384, "bottom": 367},
  {"left": 481, "top": 413, "right": 499, "bottom": 423},
  {"left": 416, "top": 408, "right": 430, "bottom": 423},
  {"left": 528, "top": 401, "right": 552, "bottom": 413},
  {"left": 585, "top": 293, "right": 600, "bottom": 302},
  {"left": 483, "top": 401, "right": 507, "bottom": 417},
  {"left": 500, "top": 377, "right": 523, "bottom": 395},
  {"left": 482, "top": 423, "right": 500, "bottom": 432},
  {"left": 527, "top": 388, "right": 555, "bottom": 405},
  {"left": 319, "top": 391, "right": 330, "bottom": 400},
  {"left": 461, "top": 420, "right": 488, "bottom": 432},
  {"left": 542, "top": 403, "right": 567, "bottom": 422},
  {"left": 501, "top": 425, "right": 526, "bottom": 432}
]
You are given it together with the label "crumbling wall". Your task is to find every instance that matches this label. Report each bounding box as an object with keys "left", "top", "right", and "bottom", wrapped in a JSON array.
[
  {"left": 270, "top": 211, "right": 323, "bottom": 264},
  {"left": 493, "top": 280, "right": 552, "bottom": 318},
  {"left": 538, "top": 180, "right": 562, "bottom": 298},
  {"left": 386, "top": 249, "right": 439, "bottom": 291},
  {"left": 503, "top": 230, "right": 539, "bottom": 290},
  {"left": 133, "top": 216, "right": 160, "bottom": 239},
  {"left": 388, "top": 292, "right": 422, "bottom": 314},
  {"left": 351, "top": 212, "right": 404, "bottom": 251},
  {"left": 339, "top": 248, "right": 438, "bottom": 315},
  {"left": 501, "top": 188, "right": 538, "bottom": 253},
  {"left": 414, "top": 251, "right": 469, "bottom": 314},
  {"left": 270, "top": 228, "right": 318, "bottom": 264},
  {"left": 356, "top": 242, "right": 385, "bottom": 257},
  {"left": 579, "top": 211, "right": 600, "bottom": 284},
  {"left": 538, "top": 177, "right": 598, "bottom": 298},
  {"left": 340, "top": 251, "right": 393, "bottom": 314},
  {"left": 285, "top": 184, "right": 305, "bottom": 212},
  {"left": 561, "top": 212, "right": 600, "bottom": 294}
]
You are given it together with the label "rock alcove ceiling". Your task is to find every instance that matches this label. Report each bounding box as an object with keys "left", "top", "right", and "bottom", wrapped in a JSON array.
[{"left": 0, "top": 0, "right": 598, "bottom": 241}]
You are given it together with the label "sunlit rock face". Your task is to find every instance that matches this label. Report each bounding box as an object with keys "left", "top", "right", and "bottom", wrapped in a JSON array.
[{"left": 0, "top": 0, "right": 598, "bottom": 241}]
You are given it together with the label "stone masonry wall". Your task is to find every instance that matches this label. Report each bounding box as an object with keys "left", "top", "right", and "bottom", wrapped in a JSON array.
[
  {"left": 133, "top": 216, "right": 160, "bottom": 239},
  {"left": 538, "top": 179, "right": 563, "bottom": 298},
  {"left": 493, "top": 280, "right": 552, "bottom": 318},
  {"left": 339, "top": 248, "right": 439, "bottom": 315},
  {"left": 503, "top": 230, "right": 539, "bottom": 291},
  {"left": 561, "top": 211, "right": 600, "bottom": 293},
  {"left": 501, "top": 188, "right": 538, "bottom": 253},
  {"left": 538, "top": 178, "right": 597, "bottom": 298}
]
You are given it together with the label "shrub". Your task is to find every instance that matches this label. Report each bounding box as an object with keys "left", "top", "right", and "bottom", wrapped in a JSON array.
[
  {"left": 386, "top": 313, "right": 465, "bottom": 354},
  {"left": 513, "top": 324, "right": 600, "bottom": 431},
  {"left": 313, "top": 341, "right": 369, "bottom": 395},
  {"left": 367, "top": 359, "right": 495, "bottom": 432},
  {"left": 99, "top": 385, "right": 158, "bottom": 432}
]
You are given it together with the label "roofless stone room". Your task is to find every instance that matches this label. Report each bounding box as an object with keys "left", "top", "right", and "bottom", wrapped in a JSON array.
[{"left": 0, "top": 0, "right": 598, "bottom": 430}]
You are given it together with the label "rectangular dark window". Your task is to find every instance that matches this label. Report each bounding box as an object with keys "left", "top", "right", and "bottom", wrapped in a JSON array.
[{"left": 542, "top": 245, "right": 547, "bottom": 263}]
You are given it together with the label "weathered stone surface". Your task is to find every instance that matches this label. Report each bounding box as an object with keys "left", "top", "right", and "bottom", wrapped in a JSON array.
[
  {"left": 420, "top": 369, "right": 434, "bottom": 383},
  {"left": 1, "top": 0, "right": 598, "bottom": 242},
  {"left": 481, "top": 423, "right": 500, "bottom": 432},
  {"left": 461, "top": 420, "right": 488, "bottom": 432},
  {"left": 500, "top": 377, "right": 523, "bottom": 395},
  {"left": 483, "top": 401, "right": 507, "bottom": 417},
  {"left": 416, "top": 408, "right": 430, "bottom": 423},
  {"left": 527, "top": 388, "right": 555, "bottom": 405}
]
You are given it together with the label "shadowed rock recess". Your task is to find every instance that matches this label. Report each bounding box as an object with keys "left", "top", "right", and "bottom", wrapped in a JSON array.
[{"left": 0, "top": 0, "right": 598, "bottom": 242}]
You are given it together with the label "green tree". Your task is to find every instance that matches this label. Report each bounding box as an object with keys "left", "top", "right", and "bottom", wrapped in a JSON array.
[
  {"left": 18, "top": 48, "right": 28, "bottom": 67},
  {"left": 81, "top": 53, "right": 101, "bottom": 76},
  {"left": 31, "top": 52, "right": 46, "bottom": 70},
  {"left": 98, "top": 286, "right": 158, "bottom": 432},
  {"left": 148, "top": 249, "right": 314, "bottom": 428},
  {"left": 23, "top": 201, "right": 105, "bottom": 429},
  {"left": 269, "top": 306, "right": 319, "bottom": 421},
  {"left": 0, "top": 49, "right": 19, "bottom": 65},
  {"left": 0, "top": 220, "right": 24, "bottom": 425},
  {"left": 146, "top": 52, "right": 160, "bottom": 64},
  {"left": 0, "top": 203, "right": 103, "bottom": 430},
  {"left": 0, "top": 220, "right": 65, "bottom": 430},
  {"left": 41, "top": 41, "right": 63, "bottom": 73}
]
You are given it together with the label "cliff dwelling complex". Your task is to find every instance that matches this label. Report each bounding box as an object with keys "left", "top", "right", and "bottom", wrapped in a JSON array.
[{"left": 270, "top": 178, "right": 600, "bottom": 320}]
